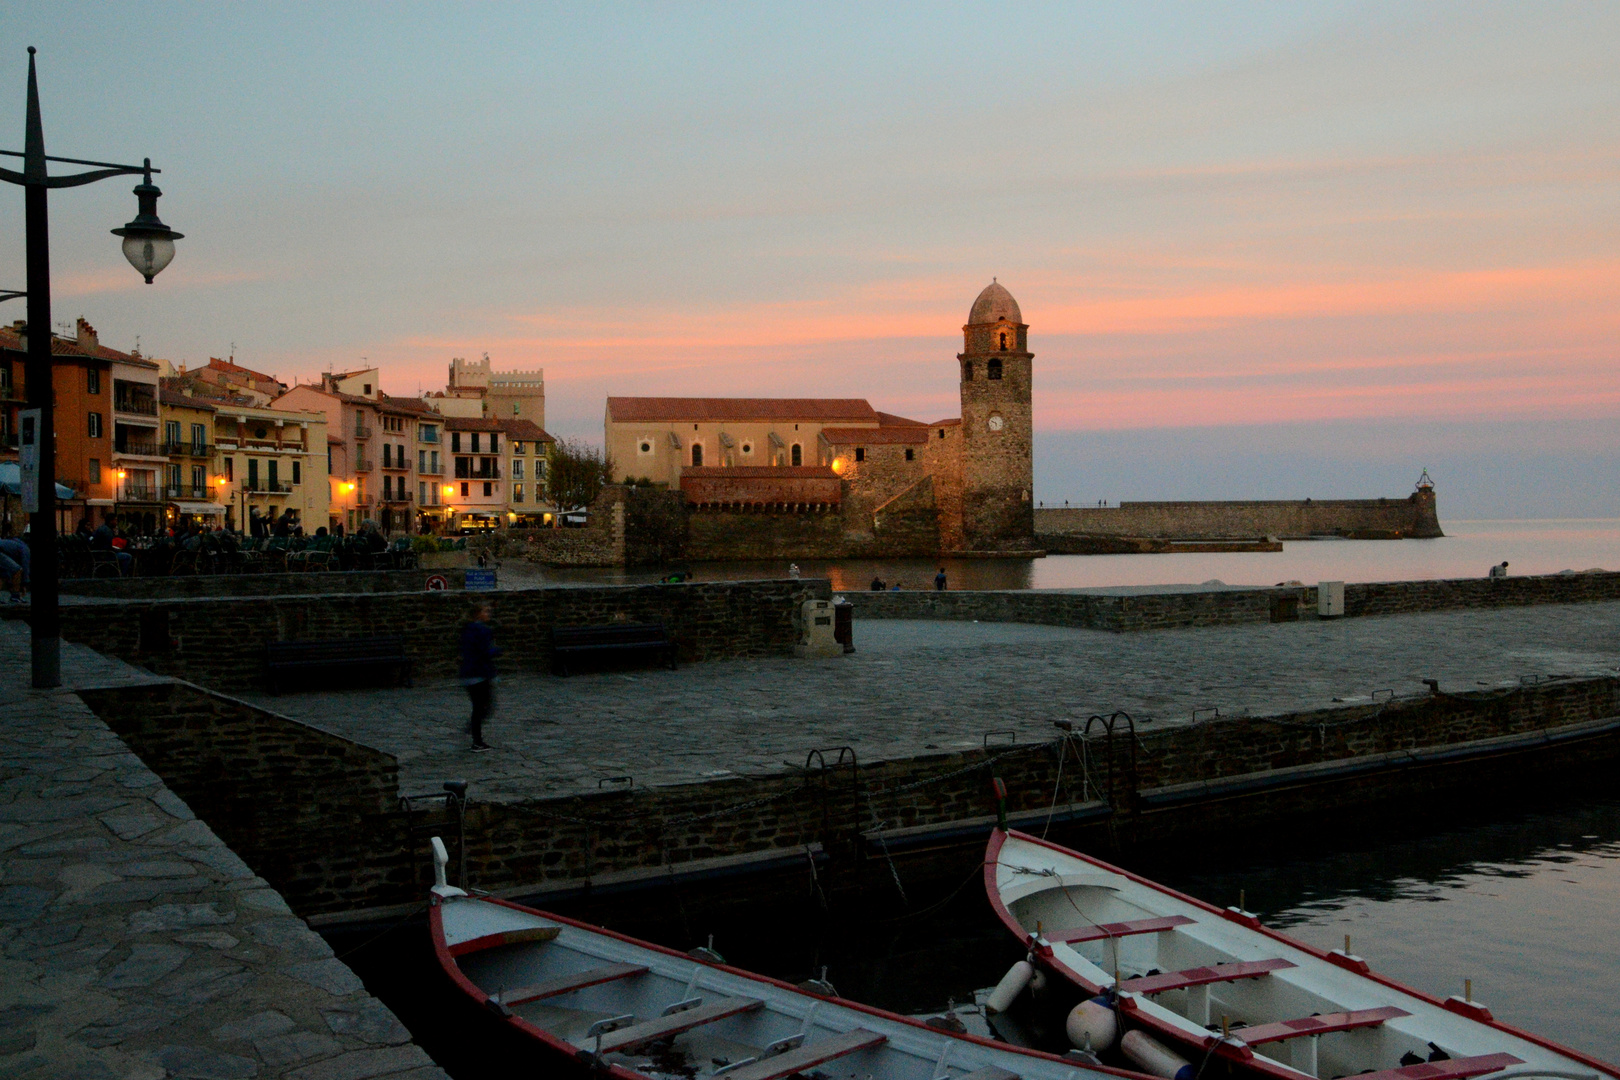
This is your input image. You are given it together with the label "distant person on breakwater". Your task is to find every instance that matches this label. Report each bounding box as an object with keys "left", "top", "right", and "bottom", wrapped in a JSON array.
[
  {"left": 870, "top": 577, "right": 886, "bottom": 591},
  {"left": 459, "top": 604, "right": 500, "bottom": 753},
  {"left": 1489, "top": 561, "right": 1510, "bottom": 578},
  {"left": 934, "top": 567, "right": 947, "bottom": 591},
  {"left": 789, "top": 563, "right": 801, "bottom": 579}
]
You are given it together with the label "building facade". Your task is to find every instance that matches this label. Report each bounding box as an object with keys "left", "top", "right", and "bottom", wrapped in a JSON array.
[
  {"left": 209, "top": 400, "right": 329, "bottom": 532},
  {"left": 157, "top": 390, "right": 222, "bottom": 527},
  {"left": 603, "top": 281, "right": 1037, "bottom": 553}
]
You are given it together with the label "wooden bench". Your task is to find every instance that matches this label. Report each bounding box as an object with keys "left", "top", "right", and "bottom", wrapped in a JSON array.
[
  {"left": 499, "top": 962, "right": 648, "bottom": 1007},
  {"left": 717, "top": 1029, "right": 887, "bottom": 1080},
  {"left": 264, "top": 636, "right": 412, "bottom": 693},
  {"left": 551, "top": 623, "right": 677, "bottom": 677},
  {"left": 577, "top": 996, "right": 763, "bottom": 1053},
  {"left": 1232, "top": 1006, "right": 1410, "bottom": 1047},
  {"left": 1046, "top": 914, "right": 1195, "bottom": 944},
  {"left": 1120, "top": 958, "right": 1295, "bottom": 994}
]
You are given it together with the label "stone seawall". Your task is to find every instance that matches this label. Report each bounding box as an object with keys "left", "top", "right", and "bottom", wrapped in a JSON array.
[
  {"left": 844, "top": 570, "right": 1620, "bottom": 631},
  {"left": 1036, "top": 491, "right": 1442, "bottom": 540},
  {"left": 683, "top": 505, "right": 941, "bottom": 561},
  {"left": 32, "top": 578, "right": 828, "bottom": 693},
  {"left": 80, "top": 674, "right": 1620, "bottom": 916},
  {"left": 60, "top": 567, "right": 467, "bottom": 600}
]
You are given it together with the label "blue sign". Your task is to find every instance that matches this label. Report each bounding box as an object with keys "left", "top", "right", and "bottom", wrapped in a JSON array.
[{"left": 464, "top": 568, "right": 497, "bottom": 591}]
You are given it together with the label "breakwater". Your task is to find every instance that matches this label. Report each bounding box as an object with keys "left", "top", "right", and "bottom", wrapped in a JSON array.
[
  {"left": 1036, "top": 490, "right": 1442, "bottom": 540},
  {"left": 80, "top": 673, "right": 1620, "bottom": 920},
  {"left": 844, "top": 569, "right": 1620, "bottom": 631},
  {"left": 58, "top": 566, "right": 468, "bottom": 600}
]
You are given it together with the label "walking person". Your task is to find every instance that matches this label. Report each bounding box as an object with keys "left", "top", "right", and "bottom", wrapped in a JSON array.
[
  {"left": 934, "top": 566, "right": 947, "bottom": 591},
  {"left": 459, "top": 603, "right": 500, "bottom": 752}
]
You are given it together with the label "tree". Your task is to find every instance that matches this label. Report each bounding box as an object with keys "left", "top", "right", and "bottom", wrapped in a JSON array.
[{"left": 544, "top": 438, "right": 613, "bottom": 512}]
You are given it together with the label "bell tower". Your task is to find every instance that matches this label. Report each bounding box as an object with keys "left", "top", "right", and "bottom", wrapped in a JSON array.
[{"left": 958, "top": 279, "right": 1034, "bottom": 548}]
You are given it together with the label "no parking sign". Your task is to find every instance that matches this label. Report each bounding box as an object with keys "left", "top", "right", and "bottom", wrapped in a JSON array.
[{"left": 424, "top": 574, "right": 450, "bottom": 591}]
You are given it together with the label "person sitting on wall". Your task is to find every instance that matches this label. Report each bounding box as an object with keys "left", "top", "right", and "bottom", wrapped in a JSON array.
[
  {"left": 788, "top": 563, "right": 801, "bottom": 579},
  {"left": 890, "top": 581, "right": 902, "bottom": 591},
  {"left": 1489, "top": 561, "right": 1509, "bottom": 578},
  {"left": 870, "top": 576, "right": 886, "bottom": 591}
]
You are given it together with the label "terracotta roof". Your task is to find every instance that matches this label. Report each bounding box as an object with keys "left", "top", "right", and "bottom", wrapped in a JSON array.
[
  {"left": 444, "top": 417, "right": 505, "bottom": 432},
  {"left": 378, "top": 393, "right": 439, "bottom": 417},
  {"left": 327, "top": 435, "right": 344, "bottom": 445},
  {"left": 206, "top": 357, "right": 283, "bottom": 384},
  {"left": 500, "top": 419, "right": 553, "bottom": 442},
  {"left": 876, "top": 411, "right": 927, "bottom": 427},
  {"left": 607, "top": 397, "right": 879, "bottom": 424},
  {"left": 931, "top": 418, "right": 962, "bottom": 427},
  {"left": 821, "top": 425, "right": 928, "bottom": 445},
  {"left": 0, "top": 325, "right": 136, "bottom": 363},
  {"left": 681, "top": 465, "right": 839, "bottom": 479},
  {"left": 159, "top": 389, "right": 217, "bottom": 411}
]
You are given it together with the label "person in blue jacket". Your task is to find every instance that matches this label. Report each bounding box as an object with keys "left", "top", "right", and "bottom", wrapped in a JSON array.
[{"left": 459, "top": 603, "right": 501, "bottom": 752}]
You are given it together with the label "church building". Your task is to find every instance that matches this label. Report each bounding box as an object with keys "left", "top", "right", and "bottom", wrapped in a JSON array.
[{"left": 604, "top": 280, "right": 1035, "bottom": 554}]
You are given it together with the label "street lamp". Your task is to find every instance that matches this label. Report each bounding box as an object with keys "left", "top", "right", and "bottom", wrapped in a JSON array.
[{"left": 1, "top": 48, "right": 181, "bottom": 687}]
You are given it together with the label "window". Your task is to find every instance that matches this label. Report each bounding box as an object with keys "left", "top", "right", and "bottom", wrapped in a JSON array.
[
  {"left": 326, "top": 446, "right": 332, "bottom": 472},
  {"left": 292, "top": 461, "right": 301, "bottom": 485},
  {"left": 89, "top": 459, "right": 101, "bottom": 483},
  {"left": 381, "top": 443, "right": 390, "bottom": 468},
  {"left": 514, "top": 483, "right": 525, "bottom": 503},
  {"left": 963, "top": 361, "right": 973, "bottom": 381},
  {"left": 191, "top": 465, "right": 205, "bottom": 490},
  {"left": 999, "top": 332, "right": 1008, "bottom": 351},
  {"left": 905, "top": 448, "right": 914, "bottom": 462},
  {"left": 164, "top": 420, "right": 181, "bottom": 444},
  {"left": 536, "top": 457, "right": 547, "bottom": 478},
  {"left": 483, "top": 482, "right": 492, "bottom": 497},
  {"left": 224, "top": 458, "right": 233, "bottom": 481},
  {"left": 362, "top": 383, "right": 372, "bottom": 395},
  {"left": 432, "top": 451, "right": 440, "bottom": 474},
  {"left": 988, "top": 358, "right": 1003, "bottom": 380},
  {"left": 190, "top": 422, "right": 206, "bottom": 449},
  {"left": 461, "top": 482, "right": 469, "bottom": 497},
  {"left": 791, "top": 444, "right": 802, "bottom": 466},
  {"left": 383, "top": 475, "right": 392, "bottom": 500},
  {"left": 420, "top": 424, "right": 438, "bottom": 443},
  {"left": 854, "top": 447, "right": 865, "bottom": 463},
  {"left": 418, "top": 482, "right": 428, "bottom": 505},
  {"left": 939, "top": 429, "right": 945, "bottom": 439},
  {"left": 88, "top": 412, "right": 102, "bottom": 438},
  {"left": 451, "top": 431, "right": 462, "bottom": 452},
  {"left": 692, "top": 443, "right": 703, "bottom": 466},
  {"left": 167, "top": 463, "right": 181, "bottom": 488},
  {"left": 87, "top": 368, "right": 100, "bottom": 394},
  {"left": 471, "top": 432, "right": 482, "bottom": 453},
  {"left": 742, "top": 442, "right": 752, "bottom": 455},
  {"left": 248, "top": 459, "right": 259, "bottom": 486},
  {"left": 267, "top": 460, "right": 279, "bottom": 489},
  {"left": 512, "top": 459, "right": 524, "bottom": 480},
  {"left": 489, "top": 434, "right": 499, "bottom": 454},
  {"left": 639, "top": 441, "right": 652, "bottom": 454},
  {"left": 513, "top": 441, "right": 525, "bottom": 455}
]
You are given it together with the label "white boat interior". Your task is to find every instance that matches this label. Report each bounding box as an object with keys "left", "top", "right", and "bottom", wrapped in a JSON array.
[
  {"left": 437, "top": 893, "right": 1121, "bottom": 1080},
  {"left": 992, "top": 831, "right": 1615, "bottom": 1080}
]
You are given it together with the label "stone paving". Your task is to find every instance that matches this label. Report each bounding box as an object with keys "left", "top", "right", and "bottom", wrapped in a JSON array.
[
  {"left": 243, "top": 602, "right": 1620, "bottom": 803},
  {"left": 0, "top": 622, "right": 448, "bottom": 1080}
]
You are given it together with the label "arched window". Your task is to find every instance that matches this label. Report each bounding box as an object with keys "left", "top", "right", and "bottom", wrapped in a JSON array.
[
  {"left": 999, "top": 332, "right": 1008, "bottom": 351},
  {"left": 791, "top": 443, "right": 802, "bottom": 466},
  {"left": 963, "top": 361, "right": 973, "bottom": 381},
  {"left": 692, "top": 443, "right": 703, "bottom": 466},
  {"left": 988, "top": 358, "right": 1003, "bottom": 380}
]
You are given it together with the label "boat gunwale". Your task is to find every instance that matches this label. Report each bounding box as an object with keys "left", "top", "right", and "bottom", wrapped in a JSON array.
[
  {"left": 428, "top": 891, "right": 1154, "bottom": 1080},
  {"left": 984, "top": 829, "right": 1620, "bottom": 1080}
]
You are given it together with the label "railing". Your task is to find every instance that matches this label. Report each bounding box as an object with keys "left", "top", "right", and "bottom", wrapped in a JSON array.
[
  {"left": 241, "top": 480, "right": 294, "bottom": 494},
  {"left": 160, "top": 442, "right": 212, "bottom": 457},
  {"left": 162, "top": 484, "right": 217, "bottom": 500},
  {"left": 353, "top": 423, "right": 373, "bottom": 439},
  {"left": 418, "top": 462, "right": 443, "bottom": 475},
  {"left": 113, "top": 396, "right": 159, "bottom": 416},
  {"left": 380, "top": 491, "right": 413, "bottom": 504},
  {"left": 452, "top": 465, "right": 502, "bottom": 480},
  {"left": 114, "top": 439, "right": 160, "bottom": 456},
  {"left": 353, "top": 495, "right": 375, "bottom": 507},
  {"left": 121, "top": 484, "right": 159, "bottom": 502},
  {"left": 353, "top": 458, "right": 374, "bottom": 472}
]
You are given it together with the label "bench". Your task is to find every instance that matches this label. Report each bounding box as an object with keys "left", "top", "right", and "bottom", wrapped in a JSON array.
[
  {"left": 551, "top": 623, "right": 677, "bottom": 677},
  {"left": 264, "top": 636, "right": 413, "bottom": 693},
  {"left": 1120, "top": 958, "right": 1295, "bottom": 995},
  {"left": 1231, "top": 1006, "right": 1410, "bottom": 1047}
]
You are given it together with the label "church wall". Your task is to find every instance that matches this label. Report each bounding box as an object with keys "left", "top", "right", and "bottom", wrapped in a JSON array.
[
  {"left": 608, "top": 418, "right": 866, "bottom": 485},
  {"left": 828, "top": 440, "right": 931, "bottom": 525},
  {"left": 681, "top": 505, "right": 940, "bottom": 561}
]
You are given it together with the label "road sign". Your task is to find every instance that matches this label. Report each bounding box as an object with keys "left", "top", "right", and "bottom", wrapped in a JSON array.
[
  {"left": 424, "top": 574, "right": 449, "bottom": 591},
  {"left": 465, "top": 568, "right": 497, "bottom": 591}
]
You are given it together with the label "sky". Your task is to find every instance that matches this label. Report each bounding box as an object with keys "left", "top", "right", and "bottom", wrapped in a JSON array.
[{"left": 2, "top": 3, "right": 1617, "bottom": 517}]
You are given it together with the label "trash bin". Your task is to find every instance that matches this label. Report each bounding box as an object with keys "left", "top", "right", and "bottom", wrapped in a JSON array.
[{"left": 833, "top": 598, "right": 855, "bottom": 654}]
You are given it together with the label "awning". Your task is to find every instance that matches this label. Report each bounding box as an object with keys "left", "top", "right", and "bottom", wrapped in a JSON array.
[
  {"left": 173, "top": 502, "right": 225, "bottom": 515},
  {"left": 0, "top": 462, "right": 76, "bottom": 500}
]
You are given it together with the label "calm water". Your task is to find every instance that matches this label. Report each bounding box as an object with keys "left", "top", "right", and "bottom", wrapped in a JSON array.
[{"left": 534, "top": 518, "right": 1620, "bottom": 591}]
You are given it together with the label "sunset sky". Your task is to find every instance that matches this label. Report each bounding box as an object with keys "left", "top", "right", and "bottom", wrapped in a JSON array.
[{"left": 3, "top": 3, "right": 1616, "bottom": 516}]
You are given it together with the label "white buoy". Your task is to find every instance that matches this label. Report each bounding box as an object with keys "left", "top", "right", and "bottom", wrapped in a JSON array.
[
  {"left": 985, "top": 960, "right": 1034, "bottom": 1014},
  {"left": 1121, "top": 1029, "right": 1194, "bottom": 1080},
  {"left": 1065, "top": 998, "right": 1118, "bottom": 1052}
]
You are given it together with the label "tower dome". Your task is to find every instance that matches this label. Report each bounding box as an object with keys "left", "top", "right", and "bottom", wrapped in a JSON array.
[{"left": 968, "top": 279, "right": 1021, "bottom": 325}]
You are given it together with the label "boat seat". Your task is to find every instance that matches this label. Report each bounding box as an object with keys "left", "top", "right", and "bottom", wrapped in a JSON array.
[
  {"left": 955, "top": 1068, "right": 1021, "bottom": 1080},
  {"left": 579, "top": 996, "right": 765, "bottom": 1053},
  {"left": 501, "top": 962, "right": 649, "bottom": 1006},
  {"left": 1045, "top": 915, "right": 1195, "bottom": 944},
  {"left": 1120, "top": 958, "right": 1295, "bottom": 994},
  {"left": 1350, "top": 1053, "right": 1523, "bottom": 1080},
  {"left": 1231, "top": 1006, "right": 1410, "bottom": 1046},
  {"left": 712, "top": 1028, "right": 886, "bottom": 1080}
]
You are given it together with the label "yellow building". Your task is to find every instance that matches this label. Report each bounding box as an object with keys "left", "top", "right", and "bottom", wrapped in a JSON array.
[
  {"left": 157, "top": 390, "right": 224, "bottom": 528},
  {"left": 208, "top": 401, "right": 330, "bottom": 533}
]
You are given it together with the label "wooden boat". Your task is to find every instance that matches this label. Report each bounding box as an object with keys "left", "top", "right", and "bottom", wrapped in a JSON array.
[
  {"left": 985, "top": 829, "right": 1617, "bottom": 1080},
  {"left": 426, "top": 839, "right": 1148, "bottom": 1080}
]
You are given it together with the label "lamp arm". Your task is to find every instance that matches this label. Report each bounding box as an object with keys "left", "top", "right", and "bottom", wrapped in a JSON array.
[
  {"left": 44, "top": 166, "right": 147, "bottom": 189},
  {"left": 0, "top": 290, "right": 25, "bottom": 304}
]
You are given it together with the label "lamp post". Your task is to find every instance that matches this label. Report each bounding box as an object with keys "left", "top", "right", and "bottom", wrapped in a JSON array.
[{"left": 2, "top": 48, "right": 182, "bottom": 688}]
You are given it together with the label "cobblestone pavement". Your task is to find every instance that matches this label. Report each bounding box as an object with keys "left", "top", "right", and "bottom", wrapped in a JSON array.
[
  {"left": 244, "top": 602, "right": 1620, "bottom": 803},
  {"left": 0, "top": 622, "right": 448, "bottom": 1080}
]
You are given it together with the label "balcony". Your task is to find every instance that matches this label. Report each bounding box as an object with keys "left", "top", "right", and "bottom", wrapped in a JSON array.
[
  {"left": 163, "top": 484, "right": 217, "bottom": 501},
  {"left": 452, "top": 463, "right": 502, "bottom": 480},
  {"left": 241, "top": 480, "right": 294, "bottom": 494},
  {"left": 353, "top": 458, "right": 375, "bottom": 472},
  {"left": 113, "top": 438, "right": 160, "bottom": 457},
  {"left": 418, "top": 462, "right": 443, "bottom": 475},
  {"left": 353, "top": 495, "right": 375, "bottom": 507},
  {"left": 353, "top": 423, "right": 373, "bottom": 439},
  {"left": 113, "top": 395, "right": 158, "bottom": 416},
  {"left": 161, "top": 442, "right": 212, "bottom": 457},
  {"left": 380, "top": 491, "right": 413, "bottom": 505},
  {"left": 417, "top": 429, "right": 440, "bottom": 444},
  {"left": 121, "top": 484, "right": 160, "bottom": 503}
]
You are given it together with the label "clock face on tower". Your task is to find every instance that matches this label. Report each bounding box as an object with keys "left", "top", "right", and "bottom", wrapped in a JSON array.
[{"left": 987, "top": 414, "right": 1004, "bottom": 432}]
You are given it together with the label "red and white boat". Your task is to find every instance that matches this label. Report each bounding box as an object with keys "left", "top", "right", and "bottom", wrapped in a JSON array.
[
  {"left": 426, "top": 838, "right": 1152, "bottom": 1080},
  {"left": 985, "top": 829, "right": 1617, "bottom": 1080}
]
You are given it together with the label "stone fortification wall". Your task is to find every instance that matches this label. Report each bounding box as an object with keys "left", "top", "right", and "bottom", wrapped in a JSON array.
[
  {"left": 1036, "top": 490, "right": 1442, "bottom": 540},
  {"left": 80, "top": 675, "right": 1620, "bottom": 915},
  {"left": 41, "top": 578, "right": 828, "bottom": 692},
  {"left": 844, "top": 570, "right": 1620, "bottom": 631},
  {"left": 513, "top": 485, "right": 626, "bottom": 566},
  {"left": 682, "top": 505, "right": 941, "bottom": 561},
  {"left": 60, "top": 567, "right": 467, "bottom": 600}
]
